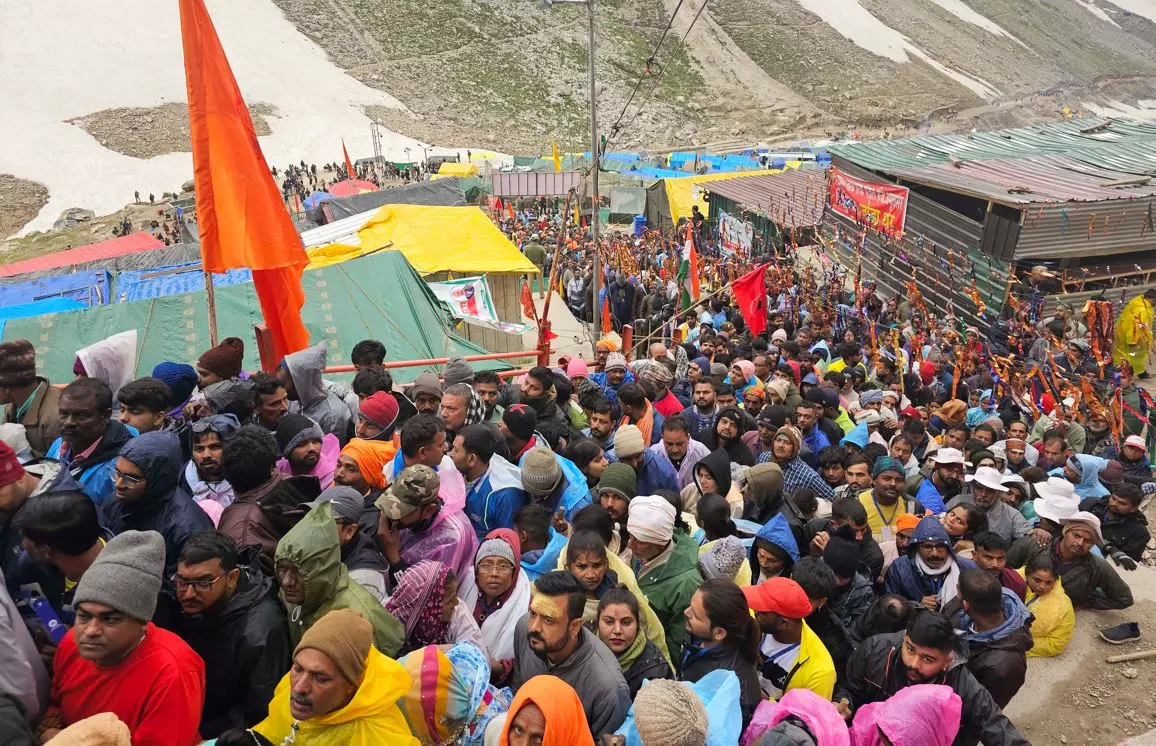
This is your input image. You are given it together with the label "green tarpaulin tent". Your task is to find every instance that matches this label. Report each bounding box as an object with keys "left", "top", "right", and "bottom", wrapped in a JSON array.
[{"left": 3, "top": 251, "right": 511, "bottom": 385}]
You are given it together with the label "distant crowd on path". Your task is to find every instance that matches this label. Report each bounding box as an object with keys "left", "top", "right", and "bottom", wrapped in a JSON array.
[{"left": 0, "top": 230, "right": 1153, "bottom": 744}]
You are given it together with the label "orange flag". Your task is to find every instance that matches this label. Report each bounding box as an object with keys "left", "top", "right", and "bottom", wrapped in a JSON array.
[
  {"left": 520, "top": 278, "right": 538, "bottom": 321},
  {"left": 343, "top": 139, "right": 356, "bottom": 180},
  {"left": 601, "top": 294, "right": 612, "bottom": 334},
  {"left": 181, "top": 0, "right": 309, "bottom": 362}
]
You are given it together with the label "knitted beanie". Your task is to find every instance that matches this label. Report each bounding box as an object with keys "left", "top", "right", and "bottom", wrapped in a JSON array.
[
  {"left": 871, "top": 455, "right": 906, "bottom": 479},
  {"left": 566, "top": 357, "right": 589, "bottom": 379},
  {"left": 520, "top": 447, "right": 563, "bottom": 496},
  {"left": 442, "top": 356, "right": 476, "bottom": 387},
  {"left": 475, "top": 537, "right": 516, "bottom": 567},
  {"left": 597, "top": 462, "right": 637, "bottom": 501},
  {"left": 822, "top": 535, "right": 862, "bottom": 579},
  {"left": 614, "top": 424, "right": 646, "bottom": 459},
  {"left": 633, "top": 679, "right": 708, "bottom": 746},
  {"left": 502, "top": 403, "right": 538, "bottom": 442},
  {"left": 0, "top": 339, "right": 37, "bottom": 388},
  {"left": 604, "top": 352, "right": 628, "bottom": 372},
  {"left": 197, "top": 337, "right": 245, "bottom": 379},
  {"left": 699, "top": 535, "right": 747, "bottom": 581},
  {"left": 151, "top": 362, "right": 198, "bottom": 407},
  {"left": 360, "top": 391, "right": 400, "bottom": 430},
  {"left": 275, "top": 414, "right": 324, "bottom": 458},
  {"left": 74, "top": 530, "right": 165, "bottom": 622},
  {"left": 296, "top": 608, "right": 373, "bottom": 685},
  {"left": 775, "top": 425, "right": 802, "bottom": 454},
  {"left": 0, "top": 440, "right": 25, "bottom": 488}
]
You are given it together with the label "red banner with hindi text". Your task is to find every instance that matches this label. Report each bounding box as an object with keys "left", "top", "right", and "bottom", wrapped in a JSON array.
[{"left": 828, "top": 167, "right": 909, "bottom": 236}]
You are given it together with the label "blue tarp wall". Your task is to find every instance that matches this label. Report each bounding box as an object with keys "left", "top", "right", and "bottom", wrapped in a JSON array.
[
  {"left": 0, "top": 271, "right": 111, "bottom": 307},
  {"left": 0, "top": 297, "right": 87, "bottom": 338},
  {"left": 114, "top": 263, "right": 254, "bottom": 303}
]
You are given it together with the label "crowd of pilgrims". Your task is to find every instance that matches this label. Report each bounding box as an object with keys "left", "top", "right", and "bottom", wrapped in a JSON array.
[{"left": 0, "top": 263, "right": 1152, "bottom": 746}]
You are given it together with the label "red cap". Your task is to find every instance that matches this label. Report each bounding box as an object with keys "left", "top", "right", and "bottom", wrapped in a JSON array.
[
  {"left": 741, "top": 577, "right": 812, "bottom": 619},
  {"left": 360, "top": 391, "right": 400, "bottom": 429},
  {"left": 0, "top": 441, "right": 25, "bottom": 489},
  {"left": 901, "top": 406, "right": 922, "bottom": 420}
]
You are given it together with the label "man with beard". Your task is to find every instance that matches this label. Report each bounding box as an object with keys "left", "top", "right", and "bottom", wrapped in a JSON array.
[
  {"left": 249, "top": 372, "right": 289, "bottom": 432},
  {"left": 837, "top": 612, "right": 1028, "bottom": 746},
  {"left": 516, "top": 366, "right": 571, "bottom": 434},
  {"left": 744, "top": 576, "right": 836, "bottom": 701},
  {"left": 583, "top": 399, "right": 617, "bottom": 454},
  {"left": 590, "top": 353, "right": 633, "bottom": 406},
  {"left": 1038, "top": 431, "right": 1071, "bottom": 471},
  {"left": 309, "top": 487, "right": 389, "bottom": 602},
  {"left": 908, "top": 447, "right": 965, "bottom": 514},
  {"left": 650, "top": 415, "right": 710, "bottom": 490},
  {"left": 275, "top": 414, "right": 339, "bottom": 489},
  {"left": 885, "top": 516, "right": 976, "bottom": 610},
  {"left": 472, "top": 370, "right": 504, "bottom": 424},
  {"left": 511, "top": 571, "right": 630, "bottom": 737},
  {"left": 833, "top": 454, "right": 872, "bottom": 501},
  {"left": 1083, "top": 411, "right": 1116, "bottom": 458},
  {"left": 173, "top": 531, "right": 290, "bottom": 738},
  {"left": 613, "top": 424, "right": 678, "bottom": 495},
  {"left": 680, "top": 379, "right": 720, "bottom": 444},
  {"left": 183, "top": 415, "right": 241, "bottom": 522},
  {"left": 945, "top": 466, "right": 1031, "bottom": 544},
  {"left": 1010, "top": 511, "right": 1133, "bottom": 610},
  {"left": 407, "top": 372, "right": 443, "bottom": 416},
  {"left": 334, "top": 438, "right": 392, "bottom": 538},
  {"left": 46, "top": 378, "right": 136, "bottom": 505}
]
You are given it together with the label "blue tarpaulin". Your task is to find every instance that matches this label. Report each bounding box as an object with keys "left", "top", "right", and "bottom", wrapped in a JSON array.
[
  {"left": 0, "top": 297, "right": 86, "bottom": 338},
  {"left": 0, "top": 271, "right": 111, "bottom": 307},
  {"left": 115, "top": 263, "right": 253, "bottom": 303},
  {"left": 303, "top": 191, "right": 333, "bottom": 211}
]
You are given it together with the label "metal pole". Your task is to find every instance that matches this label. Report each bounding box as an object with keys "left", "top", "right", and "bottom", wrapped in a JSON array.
[{"left": 588, "top": 0, "right": 601, "bottom": 354}]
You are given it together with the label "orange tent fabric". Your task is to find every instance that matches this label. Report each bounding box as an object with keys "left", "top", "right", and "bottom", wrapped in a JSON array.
[{"left": 180, "top": 0, "right": 309, "bottom": 361}]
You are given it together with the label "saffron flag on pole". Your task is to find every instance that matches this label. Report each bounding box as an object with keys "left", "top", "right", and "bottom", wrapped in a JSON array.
[
  {"left": 343, "top": 139, "right": 356, "bottom": 180},
  {"left": 732, "top": 263, "right": 771, "bottom": 338},
  {"left": 552, "top": 142, "right": 562, "bottom": 173},
  {"left": 601, "top": 294, "right": 612, "bottom": 334},
  {"left": 180, "top": 0, "right": 310, "bottom": 364},
  {"left": 676, "top": 220, "right": 700, "bottom": 311}
]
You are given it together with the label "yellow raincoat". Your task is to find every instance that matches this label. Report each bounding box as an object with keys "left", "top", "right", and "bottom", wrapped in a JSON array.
[
  {"left": 1019, "top": 569, "right": 1075, "bottom": 658},
  {"left": 254, "top": 647, "right": 419, "bottom": 745},
  {"left": 1113, "top": 294, "right": 1154, "bottom": 375}
]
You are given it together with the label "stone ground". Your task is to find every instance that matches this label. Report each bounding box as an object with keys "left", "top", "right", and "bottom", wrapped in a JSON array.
[
  {"left": 0, "top": 175, "right": 49, "bottom": 241},
  {"left": 67, "top": 102, "right": 276, "bottom": 160}
]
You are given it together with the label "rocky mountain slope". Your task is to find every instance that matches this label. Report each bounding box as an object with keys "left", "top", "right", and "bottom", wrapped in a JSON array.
[{"left": 270, "top": 0, "right": 1156, "bottom": 150}]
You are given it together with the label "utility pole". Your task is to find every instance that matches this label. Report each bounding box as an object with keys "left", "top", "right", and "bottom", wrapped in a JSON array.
[{"left": 541, "top": 0, "right": 599, "bottom": 348}]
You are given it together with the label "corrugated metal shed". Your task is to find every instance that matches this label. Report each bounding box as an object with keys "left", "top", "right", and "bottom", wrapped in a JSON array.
[
  {"left": 696, "top": 170, "right": 828, "bottom": 228},
  {"left": 888, "top": 156, "right": 1156, "bottom": 205},
  {"left": 0, "top": 232, "right": 163, "bottom": 277},
  {"left": 827, "top": 118, "right": 1156, "bottom": 175},
  {"left": 1013, "top": 197, "right": 1156, "bottom": 259},
  {"left": 490, "top": 171, "right": 583, "bottom": 197}
]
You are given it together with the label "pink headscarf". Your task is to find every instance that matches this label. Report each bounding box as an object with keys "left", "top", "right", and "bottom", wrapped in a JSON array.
[
  {"left": 849, "top": 684, "right": 962, "bottom": 746},
  {"left": 386, "top": 560, "right": 454, "bottom": 653},
  {"left": 735, "top": 359, "right": 756, "bottom": 383}
]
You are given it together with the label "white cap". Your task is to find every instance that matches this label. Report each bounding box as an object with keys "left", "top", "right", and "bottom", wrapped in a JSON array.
[
  {"left": 1061, "top": 397, "right": 1076, "bottom": 408},
  {"left": 930, "top": 448, "right": 965, "bottom": 466},
  {"left": 965, "top": 466, "right": 1009, "bottom": 492},
  {"left": 1123, "top": 435, "right": 1146, "bottom": 451},
  {"left": 1033, "top": 478, "right": 1080, "bottom": 523},
  {"left": 855, "top": 409, "right": 881, "bottom": 425}
]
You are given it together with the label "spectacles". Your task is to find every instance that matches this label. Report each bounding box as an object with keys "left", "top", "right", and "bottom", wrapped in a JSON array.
[
  {"left": 477, "top": 560, "right": 514, "bottom": 575},
  {"left": 113, "top": 469, "right": 143, "bottom": 485},
  {"left": 171, "top": 574, "right": 224, "bottom": 592}
]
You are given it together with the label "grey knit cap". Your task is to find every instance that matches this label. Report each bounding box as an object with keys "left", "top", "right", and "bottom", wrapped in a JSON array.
[
  {"left": 520, "top": 447, "right": 563, "bottom": 496},
  {"left": 442, "top": 356, "right": 476, "bottom": 387},
  {"left": 475, "top": 537, "right": 516, "bottom": 568},
  {"left": 633, "top": 679, "right": 708, "bottom": 746},
  {"left": 74, "top": 530, "right": 165, "bottom": 622},
  {"left": 698, "top": 535, "right": 747, "bottom": 581}
]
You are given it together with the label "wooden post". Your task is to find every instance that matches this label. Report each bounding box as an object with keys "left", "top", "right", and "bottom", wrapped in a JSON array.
[{"left": 204, "top": 268, "right": 219, "bottom": 347}]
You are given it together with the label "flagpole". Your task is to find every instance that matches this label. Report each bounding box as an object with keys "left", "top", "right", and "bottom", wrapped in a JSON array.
[
  {"left": 629, "top": 278, "right": 738, "bottom": 357},
  {"left": 203, "top": 267, "right": 219, "bottom": 347}
]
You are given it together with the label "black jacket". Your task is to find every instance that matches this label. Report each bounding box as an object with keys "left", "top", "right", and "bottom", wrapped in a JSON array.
[
  {"left": 839, "top": 632, "right": 1029, "bottom": 746},
  {"left": 1087, "top": 500, "right": 1150, "bottom": 562},
  {"left": 176, "top": 557, "right": 291, "bottom": 738},
  {"left": 941, "top": 597, "right": 1034, "bottom": 709},
  {"left": 680, "top": 642, "right": 761, "bottom": 730},
  {"left": 803, "top": 517, "right": 884, "bottom": 583},
  {"left": 622, "top": 639, "right": 674, "bottom": 699}
]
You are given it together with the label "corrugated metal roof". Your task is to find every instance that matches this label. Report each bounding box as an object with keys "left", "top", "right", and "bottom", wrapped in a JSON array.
[
  {"left": 1015, "top": 197, "right": 1156, "bottom": 259},
  {"left": 888, "top": 156, "right": 1156, "bottom": 205},
  {"left": 490, "top": 171, "right": 583, "bottom": 197},
  {"left": 827, "top": 118, "right": 1156, "bottom": 176},
  {"left": 696, "top": 169, "right": 828, "bottom": 228},
  {"left": 0, "top": 232, "right": 163, "bottom": 278}
]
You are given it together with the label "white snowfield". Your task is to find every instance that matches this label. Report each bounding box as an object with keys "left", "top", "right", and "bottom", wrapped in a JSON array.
[{"left": 0, "top": 0, "right": 456, "bottom": 236}]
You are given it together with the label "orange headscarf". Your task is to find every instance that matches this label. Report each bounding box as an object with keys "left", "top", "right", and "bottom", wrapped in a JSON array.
[
  {"left": 500, "top": 675, "right": 593, "bottom": 746},
  {"left": 340, "top": 438, "right": 396, "bottom": 489}
]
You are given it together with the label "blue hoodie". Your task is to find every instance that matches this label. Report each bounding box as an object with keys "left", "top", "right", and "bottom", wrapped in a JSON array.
[
  {"left": 1068, "top": 454, "right": 1110, "bottom": 500},
  {"left": 884, "top": 516, "right": 976, "bottom": 602},
  {"left": 840, "top": 422, "right": 869, "bottom": 449},
  {"left": 954, "top": 587, "right": 1034, "bottom": 645},
  {"left": 750, "top": 513, "right": 801, "bottom": 583},
  {"left": 522, "top": 527, "right": 568, "bottom": 582}
]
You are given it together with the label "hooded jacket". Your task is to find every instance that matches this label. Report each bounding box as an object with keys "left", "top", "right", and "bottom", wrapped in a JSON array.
[
  {"left": 273, "top": 503, "right": 404, "bottom": 655},
  {"left": 1087, "top": 499, "right": 1150, "bottom": 562},
  {"left": 175, "top": 553, "right": 291, "bottom": 737},
  {"left": 884, "top": 517, "right": 976, "bottom": 604},
  {"left": 743, "top": 461, "right": 784, "bottom": 524},
  {"left": 282, "top": 343, "right": 353, "bottom": 441},
  {"left": 701, "top": 407, "right": 755, "bottom": 466},
  {"left": 751, "top": 513, "right": 801, "bottom": 583},
  {"left": 465, "top": 453, "right": 527, "bottom": 540},
  {"left": 636, "top": 531, "right": 703, "bottom": 657},
  {"left": 942, "top": 588, "right": 1034, "bottom": 709},
  {"left": 98, "top": 431, "right": 213, "bottom": 580},
  {"left": 46, "top": 419, "right": 136, "bottom": 505},
  {"left": 255, "top": 646, "right": 419, "bottom": 746},
  {"left": 840, "top": 632, "right": 1029, "bottom": 746},
  {"left": 275, "top": 432, "right": 341, "bottom": 489},
  {"left": 511, "top": 622, "right": 631, "bottom": 738},
  {"left": 682, "top": 446, "right": 745, "bottom": 516}
]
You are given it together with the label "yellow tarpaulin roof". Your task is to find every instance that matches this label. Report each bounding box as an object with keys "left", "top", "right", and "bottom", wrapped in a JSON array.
[
  {"left": 355, "top": 204, "right": 537, "bottom": 275},
  {"left": 437, "top": 162, "right": 480, "bottom": 177},
  {"left": 664, "top": 165, "right": 801, "bottom": 223}
]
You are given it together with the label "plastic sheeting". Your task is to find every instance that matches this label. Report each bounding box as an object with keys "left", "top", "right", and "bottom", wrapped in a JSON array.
[
  {"left": 356, "top": 205, "right": 537, "bottom": 275},
  {"left": 1, "top": 250, "right": 504, "bottom": 385},
  {"left": 609, "top": 186, "right": 646, "bottom": 218},
  {"left": 665, "top": 169, "right": 793, "bottom": 223},
  {"left": 114, "top": 263, "right": 254, "bottom": 303},
  {"left": 0, "top": 270, "right": 111, "bottom": 307},
  {"left": 0, "top": 297, "right": 87, "bottom": 338},
  {"left": 436, "top": 162, "right": 479, "bottom": 178},
  {"left": 315, "top": 178, "right": 467, "bottom": 224},
  {"left": 0, "top": 243, "right": 204, "bottom": 286}
]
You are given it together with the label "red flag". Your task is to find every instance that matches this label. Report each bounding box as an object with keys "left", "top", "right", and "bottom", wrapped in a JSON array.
[
  {"left": 181, "top": 0, "right": 309, "bottom": 362},
  {"left": 601, "top": 294, "right": 612, "bottom": 334},
  {"left": 732, "top": 263, "right": 771, "bottom": 338},
  {"left": 343, "top": 139, "right": 356, "bottom": 180}
]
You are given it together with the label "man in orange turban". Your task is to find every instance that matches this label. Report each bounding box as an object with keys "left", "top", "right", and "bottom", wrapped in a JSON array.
[{"left": 335, "top": 438, "right": 395, "bottom": 534}]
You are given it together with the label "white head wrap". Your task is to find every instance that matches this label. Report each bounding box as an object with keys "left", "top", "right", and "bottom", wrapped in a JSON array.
[{"left": 628, "top": 495, "right": 676, "bottom": 544}]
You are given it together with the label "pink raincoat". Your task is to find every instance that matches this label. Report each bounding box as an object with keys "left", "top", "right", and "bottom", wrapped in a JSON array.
[{"left": 849, "top": 684, "right": 962, "bottom": 746}]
